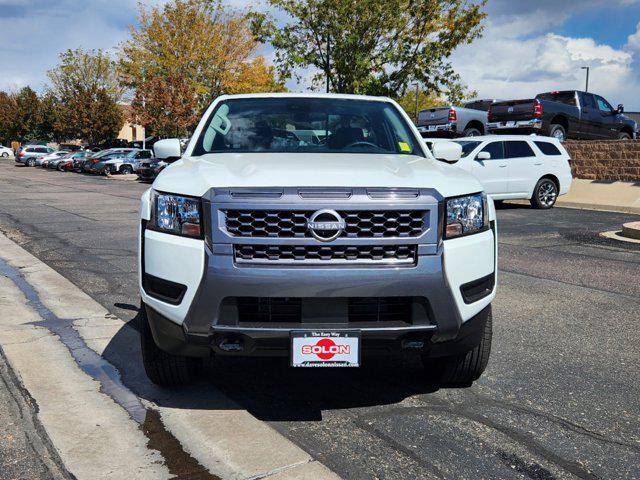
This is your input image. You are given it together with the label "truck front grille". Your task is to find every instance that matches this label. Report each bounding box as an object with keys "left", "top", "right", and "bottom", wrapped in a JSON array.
[
  {"left": 234, "top": 244, "right": 417, "bottom": 264},
  {"left": 225, "top": 210, "right": 426, "bottom": 238},
  {"left": 235, "top": 297, "right": 414, "bottom": 323}
]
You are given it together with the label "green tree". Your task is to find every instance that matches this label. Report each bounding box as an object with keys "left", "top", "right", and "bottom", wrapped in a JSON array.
[
  {"left": 4, "top": 87, "right": 44, "bottom": 142},
  {"left": 119, "top": 0, "right": 285, "bottom": 135},
  {"left": 47, "top": 49, "right": 124, "bottom": 144},
  {"left": 47, "top": 48, "right": 123, "bottom": 103},
  {"left": 251, "top": 0, "right": 486, "bottom": 96},
  {"left": 56, "top": 86, "right": 124, "bottom": 145}
]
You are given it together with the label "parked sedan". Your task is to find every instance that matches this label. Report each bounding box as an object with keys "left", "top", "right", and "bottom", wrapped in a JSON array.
[
  {"left": 66, "top": 151, "right": 90, "bottom": 171},
  {"left": 80, "top": 149, "right": 135, "bottom": 173},
  {"left": 48, "top": 153, "right": 74, "bottom": 169},
  {"left": 0, "top": 144, "right": 13, "bottom": 157},
  {"left": 36, "top": 151, "right": 69, "bottom": 167}
]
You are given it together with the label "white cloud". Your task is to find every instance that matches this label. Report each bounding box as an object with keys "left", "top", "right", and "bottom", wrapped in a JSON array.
[{"left": 452, "top": 18, "right": 640, "bottom": 109}]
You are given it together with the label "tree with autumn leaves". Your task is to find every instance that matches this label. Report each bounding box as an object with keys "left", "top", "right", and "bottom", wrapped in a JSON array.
[{"left": 119, "top": 0, "right": 285, "bottom": 137}]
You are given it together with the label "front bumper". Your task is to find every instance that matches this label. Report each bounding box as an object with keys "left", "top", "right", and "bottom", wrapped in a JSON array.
[
  {"left": 140, "top": 188, "right": 497, "bottom": 359},
  {"left": 144, "top": 301, "right": 492, "bottom": 358}
]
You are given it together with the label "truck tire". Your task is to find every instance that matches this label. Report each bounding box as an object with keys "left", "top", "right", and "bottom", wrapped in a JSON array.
[
  {"left": 618, "top": 132, "right": 632, "bottom": 140},
  {"left": 423, "top": 307, "right": 492, "bottom": 385},
  {"left": 139, "top": 303, "right": 198, "bottom": 387},
  {"left": 463, "top": 127, "right": 482, "bottom": 137},
  {"left": 120, "top": 164, "right": 133, "bottom": 175},
  {"left": 530, "top": 177, "right": 558, "bottom": 209},
  {"left": 549, "top": 124, "right": 566, "bottom": 142}
]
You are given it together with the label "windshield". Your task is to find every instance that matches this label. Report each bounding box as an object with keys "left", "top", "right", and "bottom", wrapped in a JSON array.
[
  {"left": 453, "top": 140, "right": 482, "bottom": 157},
  {"left": 192, "top": 97, "right": 423, "bottom": 156}
]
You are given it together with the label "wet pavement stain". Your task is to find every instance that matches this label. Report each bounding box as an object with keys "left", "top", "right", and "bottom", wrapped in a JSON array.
[
  {"left": 0, "top": 257, "right": 219, "bottom": 480},
  {"left": 143, "top": 408, "right": 220, "bottom": 480}
]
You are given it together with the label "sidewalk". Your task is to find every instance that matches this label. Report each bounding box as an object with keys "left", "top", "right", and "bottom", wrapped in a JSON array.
[
  {"left": 508, "top": 179, "right": 640, "bottom": 214},
  {"left": 555, "top": 179, "right": 640, "bottom": 214}
]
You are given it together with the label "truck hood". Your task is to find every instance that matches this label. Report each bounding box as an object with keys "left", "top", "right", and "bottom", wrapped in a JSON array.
[{"left": 152, "top": 152, "right": 483, "bottom": 198}]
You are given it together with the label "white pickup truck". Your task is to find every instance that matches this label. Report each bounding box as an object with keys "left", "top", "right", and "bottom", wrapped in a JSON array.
[
  {"left": 138, "top": 93, "right": 497, "bottom": 387},
  {"left": 416, "top": 100, "right": 495, "bottom": 138}
]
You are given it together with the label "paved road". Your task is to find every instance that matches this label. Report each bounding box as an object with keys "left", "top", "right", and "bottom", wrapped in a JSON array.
[{"left": 0, "top": 160, "right": 639, "bottom": 479}]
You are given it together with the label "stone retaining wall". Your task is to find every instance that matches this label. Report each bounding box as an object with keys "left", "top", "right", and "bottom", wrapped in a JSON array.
[{"left": 564, "top": 140, "right": 640, "bottom": 181}]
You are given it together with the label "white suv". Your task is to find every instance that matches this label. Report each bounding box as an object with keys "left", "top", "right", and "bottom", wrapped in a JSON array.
[
  {"left": 138, "top": 93, "right": 497, "bottom": 387},
  {"left": 426, "top": 135, "right": 573, "bottom": 209}
]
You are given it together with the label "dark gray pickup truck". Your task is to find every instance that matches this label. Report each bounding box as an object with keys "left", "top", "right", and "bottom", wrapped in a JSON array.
[{"left": 487, "top": 90, "right": 637, "bottom": 141}]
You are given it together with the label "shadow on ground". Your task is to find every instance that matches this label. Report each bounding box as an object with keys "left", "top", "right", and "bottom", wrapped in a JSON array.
[{"left": 102, "top": 311, "right": 440, "bottom": 422}]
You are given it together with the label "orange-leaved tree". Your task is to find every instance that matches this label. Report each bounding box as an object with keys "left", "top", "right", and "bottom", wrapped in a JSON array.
[{"left": 119, "top": 0, "right": 285, "bottom": 137}]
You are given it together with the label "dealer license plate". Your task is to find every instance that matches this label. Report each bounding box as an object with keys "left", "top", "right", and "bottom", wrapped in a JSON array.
[
  {"left": 506, "top": 121, "right": 516, "bottom": 127},
  {"left": 291, "top": 331, "right": 360, "bottom": 367},
  {"left": 428, "top": 125, "right": 437, "bottom": 131}
]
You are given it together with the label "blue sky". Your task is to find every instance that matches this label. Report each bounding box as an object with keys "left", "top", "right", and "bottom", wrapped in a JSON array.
[{"left": 2, "top": 0, "right": 640, "bottom": 109}]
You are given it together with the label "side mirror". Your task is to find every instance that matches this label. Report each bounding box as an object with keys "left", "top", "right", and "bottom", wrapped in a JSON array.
[
  {"left": 431, "top": 142, "right": 462, "bottom": 163},
  {"left": 153, "top": 139, "right": 182, "bottom": 160},
  {"left": 476, "top": 151, "right": 491, "bottom": 161},
  {"left": 617, "top": 104, "right": 624, "bottom": 114}
]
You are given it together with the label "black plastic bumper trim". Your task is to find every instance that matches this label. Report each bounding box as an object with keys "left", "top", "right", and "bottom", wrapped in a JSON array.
[
  {"left": 460, "top": 273, "right": 495, "bottom": 304},
  {"left": 143, "top": 273, "right": 187, "bottom": 305}
]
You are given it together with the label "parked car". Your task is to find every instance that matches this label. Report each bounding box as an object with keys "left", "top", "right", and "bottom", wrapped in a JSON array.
[
  {"left": 426, "top": 135, "right": 573, "bottom": 209},
  {"left": 416, "top": 100, "right": 495, "bottom": 137},
  {"left": 0, "top": 144, "right": 13, "bottom": 157},
  {"left": 65, "top": 151, "right": 90, "bottom": 171},
  {"left": 136, "top": 158, "right": 171, "bottom": 182},
  {"left": 79, "top": 149, "right": 130, "bottom": 173},
  {"left": 47, "top": 153, "right": 72, "bottom": 169},
  {"left": 102, "top": 149, "right": 153, "bottom": 175},
  {"left": 36, "top": 150, "right": 69, "bottom": 167},
  {"left": 487, "top": 90, "right": 637, "bottom": 141},
  {"left": 15, "top": 145, "right": 55, "bottom": 166},
  {"left": 138, "top": 93, "right": 497, "bottom": 387}
]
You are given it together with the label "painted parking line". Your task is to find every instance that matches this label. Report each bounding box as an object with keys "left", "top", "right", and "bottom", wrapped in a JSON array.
[{"left": 0, "top": 232, "right": 340, "bottom": 480}]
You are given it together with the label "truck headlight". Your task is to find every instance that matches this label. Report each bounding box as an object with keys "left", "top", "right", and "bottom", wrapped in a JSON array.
[
  {"left": 149, "top": 190, "right": 202, "bottom": 238},
  {"left": 445, "top": 193, "right": 488, "bottom": 239}
]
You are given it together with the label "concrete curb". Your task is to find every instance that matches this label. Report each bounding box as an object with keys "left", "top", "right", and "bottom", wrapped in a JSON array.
[
  {"left": 106, "top": 173, "right": 139, "bottom": 181},
  {"left": 600, "top": 230, "right": 640, "bottom": 244},
  {"left": 0, "top": 232, "right": 340, "bottom": 480},
  {"left": 622, "top": 221, "right": 640, "bottom": 240},
  {"left": 555, "top": 201, "right": 640, "bottom": 215}
]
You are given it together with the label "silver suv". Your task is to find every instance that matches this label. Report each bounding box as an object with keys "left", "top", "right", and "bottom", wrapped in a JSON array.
[{"left": 16, "top": 145, "right": 55, "bottom": 166}]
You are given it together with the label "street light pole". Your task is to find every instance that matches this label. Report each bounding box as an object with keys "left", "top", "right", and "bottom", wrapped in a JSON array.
[{"left": 581, "top": 66, "right": 590, "bottom": 92}]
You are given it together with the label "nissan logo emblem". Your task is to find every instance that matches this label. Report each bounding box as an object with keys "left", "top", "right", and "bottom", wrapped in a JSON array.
[{"left": 307, "top": 209, "right": 345, "bottom": 242}]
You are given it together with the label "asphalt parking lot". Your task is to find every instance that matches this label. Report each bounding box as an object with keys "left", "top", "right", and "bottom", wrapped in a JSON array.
[{"left": 0, "top": 160, "right": 639, "bottom": 479}]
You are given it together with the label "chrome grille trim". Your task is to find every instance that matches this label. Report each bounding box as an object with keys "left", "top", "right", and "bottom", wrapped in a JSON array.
[
  {"left": 234, "top": 244, "right": 417, "bottom": 265},
  {"left": 205, "top": 187, "right": 443, "bottom": 262},
  {"left": 224, "top": 209, "right": 426, "bottom": 239}
]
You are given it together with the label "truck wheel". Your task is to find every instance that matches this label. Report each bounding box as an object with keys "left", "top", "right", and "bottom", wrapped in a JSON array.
[
  {"left": 463, "top": 127, "right": 482, "bottom": 137},
  {"left": 618, "top": 132, "right": 632, "bottom": 140},
  {"left": 120, "top": 165, "right": 133, "bottom": 175},
  {"left": 423, "top": 307, "right": 492, "bottom": 385},
  {"left": 139, "top": 303, "right": 198, "bottom": 387},
  {"left": 549, "top": 124, "right": 566, "bottom": 142},
  {"left": 530, "top": 178, "right": 558, "bottom": 209}
]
